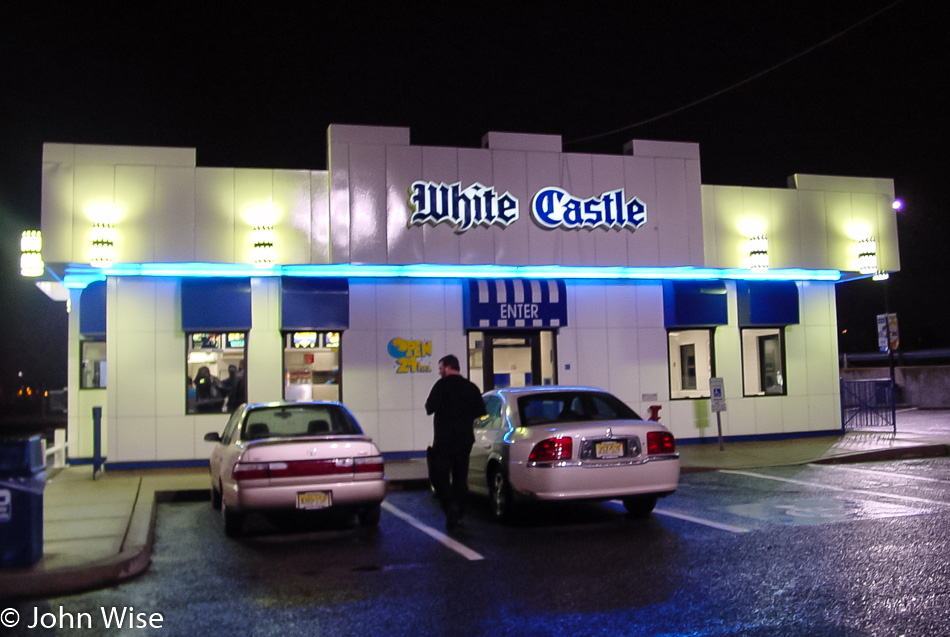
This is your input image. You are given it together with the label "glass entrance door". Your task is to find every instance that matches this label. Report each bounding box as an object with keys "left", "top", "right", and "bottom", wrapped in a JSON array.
[{"left": 468, "top": 330, "right": 557, "bottom": 392}]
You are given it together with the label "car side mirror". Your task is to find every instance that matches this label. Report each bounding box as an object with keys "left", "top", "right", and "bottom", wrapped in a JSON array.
[{"left": 204, "top": 432, "right": 222, "bottom": 442}]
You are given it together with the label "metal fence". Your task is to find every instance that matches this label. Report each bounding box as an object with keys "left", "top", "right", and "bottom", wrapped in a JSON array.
[{"left": 840, "top": 378, "right": 896, "bottom": 432}]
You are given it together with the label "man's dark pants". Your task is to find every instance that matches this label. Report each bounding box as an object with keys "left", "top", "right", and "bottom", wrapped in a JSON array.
[{"left": 429, "top": 443, "right": 473, "bottom": 522}]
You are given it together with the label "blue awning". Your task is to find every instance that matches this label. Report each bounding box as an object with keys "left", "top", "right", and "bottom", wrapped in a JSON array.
[
  {"left": 181, "top": 278, "right": 252, "bottom": 332},
  {"left": 737, "top": 281, "right": 800, "bottom": 326},
  {"left": 79, "top": 280, "right": 106, "bottom": 337},
  {"left": 280, "top": 277, "right": 350, "bottom": 330},
  {"left": 663, "top": 280, "right": 728, "bottom": 327},
  {"left": 464, "top": 279, "right": 567, "bottom": 329}
]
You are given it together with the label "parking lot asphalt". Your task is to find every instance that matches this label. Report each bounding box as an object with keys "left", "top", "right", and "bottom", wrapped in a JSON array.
[{"left": 2, "top": 408, "right": 948, "bottom": 602}]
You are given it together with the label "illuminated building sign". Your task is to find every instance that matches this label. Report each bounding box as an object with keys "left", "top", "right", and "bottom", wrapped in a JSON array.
[
  {"left": 532, "top": 187, "right": 646, "bottom": 231},
  {"left": 409, "top": 181, "right": 518, "bottom": 232},
  {"left": 387, "top": 337, "right": 433, "bottom": 373},
  {"left": 408, "top": 181, "right": 647, "bottom": 233}
]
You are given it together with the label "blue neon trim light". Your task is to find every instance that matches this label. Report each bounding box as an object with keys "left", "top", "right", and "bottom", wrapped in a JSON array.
[{"left": 60, "top": 262, "right": 842, "bottom": 289}]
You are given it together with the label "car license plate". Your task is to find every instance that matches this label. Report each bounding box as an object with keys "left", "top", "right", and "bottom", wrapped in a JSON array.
[
  {"left": 297, "top": 491, "right": 332, "bottom": 510},
  {"left": 595, "top": 441, "right": 623, "bottom": 459}
]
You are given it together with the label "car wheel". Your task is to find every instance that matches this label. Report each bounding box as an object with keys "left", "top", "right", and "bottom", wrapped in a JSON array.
[
  {"left": 489, "top": 468, "right": 514, "bottom": 522},
  {"left": 622, "top": 495, "right": 658, "bottom": 518},
  {"left": 222, "top": 500, "right": 244, "bottom": 537},
  {"left": 210, "top": 482, "right": 222, "bottom": 511},
  {"left": 358, "top": 503, "right": 382, "bottom": 527}
]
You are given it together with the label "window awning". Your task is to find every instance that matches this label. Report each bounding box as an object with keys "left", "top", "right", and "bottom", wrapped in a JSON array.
[
  {"left": 463, "top": 279, "right": 567, "bottom": 329},
  {"left": 79, "top": 280, "right": 106, "bottom": 337},
  {"left": 280, "top": 277, "right": 350, "bottom": 330},
  {"left": 663, "top": 280, "right": 728, "bottom": 327},
  {"left": 737, "top": 281, "right": 800, "bottom": 326},
  {"left": 181, "top": 278, "right": 252, "bottom": 332}
]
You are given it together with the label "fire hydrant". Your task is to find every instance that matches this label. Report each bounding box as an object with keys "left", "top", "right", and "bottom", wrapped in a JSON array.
[{"left": 648, "top": 404, "right": 662, "bottom": 422}]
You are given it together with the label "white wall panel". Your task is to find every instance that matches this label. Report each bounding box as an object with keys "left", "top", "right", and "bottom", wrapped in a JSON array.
[
  {"left": 248, "top": 277, "right": 283, "bottom": 403},
  {"left": 409, "top": 279, "right": 447, "bottom": 330},
  {"left": 114, "top": 165, "right": 155, "bottom": 264},
  {"left": 385, "top": 146, "right": 424, "bottom": 264},
  {"left": 342, "top": 328, "right": 380, "bottom": 413},
  {"left": 348, "top": 144, "right": 388, "bottom": 264},
  {"left": 655, "top": 158, "right": 692, "bottom": 266},
  {"left": 348, "top": 279, "right": 378, "bottom": 329},
  {"left": 41, "top": 157, "right": 75, "bottom": 262},
  {"left": 154, "top": 167, "right": 197, "bottom": 262},
  {"left": 525, "top": 151, "right": 560, "bottom": 264},
  {"left": 329, "top": 143, "right": 352, "bottom": 263},
  {"left": 458, "top": 148, "right": 496, "bottom": 264},
  {"left": 493, "top": 150, "right": 530, "bottom": 266},
  {"left": 591, "top": 154, "right": 630, "bottom": 266},
  {"left": 624, "top": 156, "right": 660, "bottom": 267},
  {"left": 156, "top": 416, "right": 195, "bottom": 460},
  {"left": 606, "top": 327, "right": 641, "bottom": 406},
  {"left": 375, "top": 279, "right": 413, "bottom": 329},
  {"left": 194, "top": 168, "right": 235, "bottom": 263},
  {"left": 797, "top": 190, "right": 828, "bottom": 268},
  {"left": 72, "top": 164, "right": 115, "bottom": 265},
  {"left": 421, "top": 146, "right": 460, "bottom": 264},
  {"left": 310, "top": 171, "right": 331, "bottom": 264},
  {"left": 115, "top": 417, "right": 157, "bottom": 461},
  {"left": 685, "top": 159, "right": 705, "bottom": 266},
  {"left": 604, "top": 282, "right": 638, "bottom": 329},
  {"left": 273, "top": 170, "right": 312, "bottom": 266}
]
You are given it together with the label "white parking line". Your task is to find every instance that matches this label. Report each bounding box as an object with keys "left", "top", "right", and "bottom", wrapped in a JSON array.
[
  {"left": 722, "top": 469, "right": 950, "bottom": 508},
  {"left": 381, "top": 501, "right": 485, "bottom": 561},
  {"left": 653, "top": 508, "right": 751, "bottom": 534},
  {"left": 810, "top": 464, "right": 950, "bottom": 485}
]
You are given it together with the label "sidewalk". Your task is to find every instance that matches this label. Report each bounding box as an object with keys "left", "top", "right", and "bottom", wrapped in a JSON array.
[{"left": 2, "top": 409, "right": 948, "bottom": 601}]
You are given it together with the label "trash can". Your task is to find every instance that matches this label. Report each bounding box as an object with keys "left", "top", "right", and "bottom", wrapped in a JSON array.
[{"left": 0, "top": 435, "right": 46, "bottom": 568}]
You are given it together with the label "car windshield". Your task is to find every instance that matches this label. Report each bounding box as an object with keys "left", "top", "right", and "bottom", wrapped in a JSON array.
[
  {"left": 517, "top": 391, "right": 641, "bottom": 426},
  {"left": 240, "top": 404, "right": 363, "bottom": 440}
]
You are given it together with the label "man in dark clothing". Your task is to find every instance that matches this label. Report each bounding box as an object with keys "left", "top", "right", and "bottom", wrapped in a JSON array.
[{"left": 425, "top": 354, "right": 487, "bottom": 530}]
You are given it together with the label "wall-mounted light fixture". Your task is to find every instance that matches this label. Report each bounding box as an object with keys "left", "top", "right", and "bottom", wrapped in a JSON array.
[
  {"left": 20, "top": 230, "right": 44, "bottom": 277},
  {"left": 90, "top": 223, "right": 116, "bottom": 268},
  {"left": 252, "top": 225, "right": 275, "bottom": 268},
  {"left": 857, "top": 237, "right": 877, "bottom": 274},
  {"left": 749, "top": 235, "right": 769, "bottom": 271}
]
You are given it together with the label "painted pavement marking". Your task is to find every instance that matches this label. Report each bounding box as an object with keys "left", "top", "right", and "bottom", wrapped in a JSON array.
[{"left": 381, "top": 500, "right": 485, "bottom": 561}]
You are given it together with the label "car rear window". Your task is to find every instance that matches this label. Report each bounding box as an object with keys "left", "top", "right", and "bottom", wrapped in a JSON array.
[
  {"left": 240, "top": 405, "right": 363, "bottom": 440},
  {"left": 518, "top": 392, "right": 640, "bottom": 426}
]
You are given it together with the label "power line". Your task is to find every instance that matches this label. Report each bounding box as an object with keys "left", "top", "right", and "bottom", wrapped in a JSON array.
[{"left": 568, "top": 0, "right": 904, "bottom": 146}]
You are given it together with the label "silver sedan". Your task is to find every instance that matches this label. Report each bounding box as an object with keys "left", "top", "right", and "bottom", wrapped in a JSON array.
[
  {"left": 468, "top": 386, "right": 680, "bottom": 521},
  {"left": 205, "top": 401, "right": 386, "bottom": 536}
]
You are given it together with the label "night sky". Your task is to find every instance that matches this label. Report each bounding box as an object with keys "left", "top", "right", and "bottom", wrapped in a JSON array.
[{"left": 1, "top": 1, "right": 947, "bottom": 400}]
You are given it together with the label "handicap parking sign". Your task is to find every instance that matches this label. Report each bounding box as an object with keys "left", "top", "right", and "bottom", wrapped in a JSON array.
[{"left": 0, "top": 489, "right": 10, "bottom": 522}]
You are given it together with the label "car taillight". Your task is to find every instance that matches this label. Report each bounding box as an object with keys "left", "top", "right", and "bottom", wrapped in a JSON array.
[
  {"left": 528, "top": 437, "right": 573, "bottom": 463},
  {"left": 232, "top": 462, "right": 269, "bottom": 481},
  {"left": 354, "top": 456, "right": 384, "bottom": 474},
  {"left": 647, "top": 431, "right": 676, "bottom": 455},
  {"left": 232, "top": 458, "right": 374, "bottom": 481}
]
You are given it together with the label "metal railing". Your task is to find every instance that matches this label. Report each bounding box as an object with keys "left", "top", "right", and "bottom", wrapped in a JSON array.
[{"left": 840, "top": 378, "right": 896, "bottom": 432}]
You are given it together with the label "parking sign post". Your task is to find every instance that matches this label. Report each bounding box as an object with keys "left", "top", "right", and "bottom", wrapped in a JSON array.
[{"left": 710, "top": 377, "right": 726, "bottom": 451}]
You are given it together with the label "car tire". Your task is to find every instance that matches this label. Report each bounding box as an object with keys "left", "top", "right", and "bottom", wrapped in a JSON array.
[
  {"left": 210, "top": 482, "right": 222, "bottom": 511},
  {"left": 622, "top": 495, "right": 658, "bottom": 518},
  {"left": 358, "top": 503, "right": 382, "bottom": 527},
  {"left": 222, "top": 500, "right": 244, "bottom": 537},
  {"left": 489, "top": 468, "right": 514, "bottom": 522}
]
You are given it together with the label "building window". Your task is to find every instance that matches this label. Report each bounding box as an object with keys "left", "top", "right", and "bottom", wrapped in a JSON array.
[
  {"left": 186, "top": 332, "right": 247, "bottom": 414},
  {"left": 283, "top": 331, "right": 341, "bottom": 402},
  {"left": 668, "top": 329, "right": 714, "bottom": 399},
  {"left": 80, "top": 340, "right": 107, "bottom": 389},
  {"left": 741, "top": 328, "right": 786, "bottom": 396}
]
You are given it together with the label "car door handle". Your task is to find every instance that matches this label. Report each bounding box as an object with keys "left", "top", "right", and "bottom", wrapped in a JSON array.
[{"left": 480, "top": 443, "right": 492, "bottom": 449}]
